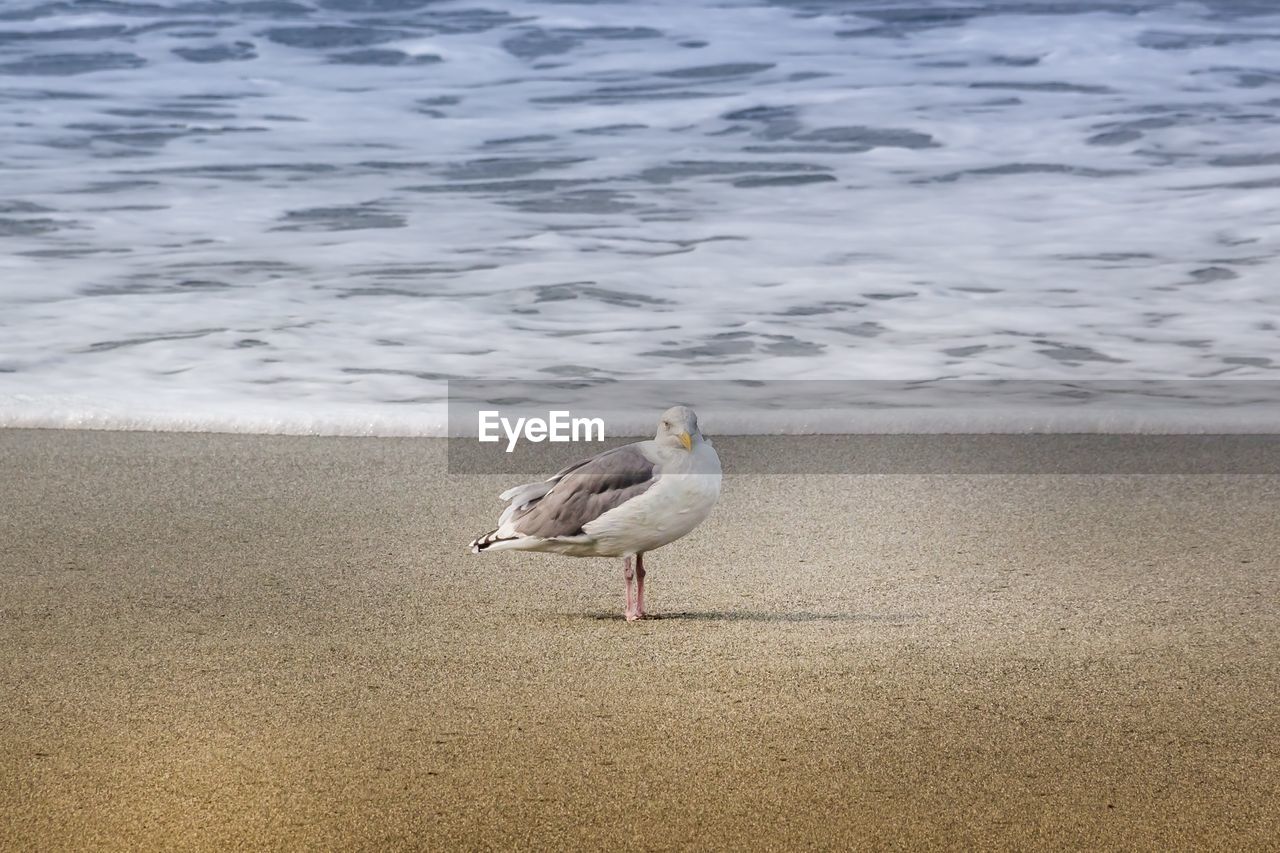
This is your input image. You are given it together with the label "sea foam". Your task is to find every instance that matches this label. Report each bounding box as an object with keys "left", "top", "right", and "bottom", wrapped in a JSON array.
[{"left": 1, "top": 0, "right": 1278, "bottom": 435}]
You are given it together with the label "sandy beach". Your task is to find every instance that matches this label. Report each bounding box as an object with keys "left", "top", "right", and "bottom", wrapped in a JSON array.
[{"left": 1, "top": 428, "right": 1277, "bottom": 851}]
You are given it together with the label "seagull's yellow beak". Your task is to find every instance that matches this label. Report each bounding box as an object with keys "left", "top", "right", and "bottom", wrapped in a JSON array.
[{"left": 678, "top": 432, "right": 692, "bottom": 451}]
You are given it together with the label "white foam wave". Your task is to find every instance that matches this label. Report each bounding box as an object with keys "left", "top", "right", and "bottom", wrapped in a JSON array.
[
  {"left": 2, "top": 0, "right": 1279, "bottom": 435},
  {"left": 5, "top": 391, "right": 1277, "bottom": 436}
]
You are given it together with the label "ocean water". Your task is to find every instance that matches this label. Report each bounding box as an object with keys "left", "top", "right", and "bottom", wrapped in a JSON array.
[{"left": 1, "top": 0, "right": 1279, "bottom": 434}]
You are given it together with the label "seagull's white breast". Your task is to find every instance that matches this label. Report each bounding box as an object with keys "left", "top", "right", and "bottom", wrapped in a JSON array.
[{"left": 582, "top": 441, "right": 721, "bottom": 557}]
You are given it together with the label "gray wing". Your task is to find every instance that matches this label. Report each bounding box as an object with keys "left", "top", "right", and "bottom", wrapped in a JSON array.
[{"left": 507, "top": 444, "right": 657, "bottom": 539}]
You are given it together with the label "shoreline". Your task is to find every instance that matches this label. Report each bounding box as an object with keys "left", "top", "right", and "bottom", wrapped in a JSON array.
[{"left": 2, "top": 429, "right": 1277, "bottom": 849}]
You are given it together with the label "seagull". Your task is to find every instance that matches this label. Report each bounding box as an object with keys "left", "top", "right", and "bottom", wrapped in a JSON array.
[{"left": 470, "top": 406, "right": 721, "bottom": 621}]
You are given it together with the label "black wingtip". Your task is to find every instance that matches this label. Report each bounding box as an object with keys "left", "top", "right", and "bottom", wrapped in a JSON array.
[{"left": 470, "top": 529, "right": 518, "bottom": 553}]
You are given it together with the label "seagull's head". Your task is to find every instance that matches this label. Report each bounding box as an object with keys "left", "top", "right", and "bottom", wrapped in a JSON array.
[{"left": 655, "top": 405, "right": 702, "bottom": 452}]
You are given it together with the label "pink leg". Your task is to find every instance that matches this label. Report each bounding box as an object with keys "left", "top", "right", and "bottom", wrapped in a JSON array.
[
  {"left": 623, "top": 556, "right": 639, "bottom": 621},
  {"left": 635, "top": 553, "right": 648, "bottom": 618}
]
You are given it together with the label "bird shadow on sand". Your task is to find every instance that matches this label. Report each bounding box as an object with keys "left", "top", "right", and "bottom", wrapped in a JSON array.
[{"left": 574, "top": 611, "right": 920, "bottom": 623}]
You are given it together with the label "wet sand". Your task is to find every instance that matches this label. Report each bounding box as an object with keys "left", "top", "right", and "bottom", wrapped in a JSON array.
[{"left": 1, "top": 429, "right": 1277, "bottom": 850}]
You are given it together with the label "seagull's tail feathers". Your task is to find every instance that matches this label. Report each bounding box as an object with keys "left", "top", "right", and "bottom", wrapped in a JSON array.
[
  {"left": 469, "top": 528, "right": 525, "bottom": 553},
  {"left": 474, "top": 471, "right": 574, "bottom": 553}
]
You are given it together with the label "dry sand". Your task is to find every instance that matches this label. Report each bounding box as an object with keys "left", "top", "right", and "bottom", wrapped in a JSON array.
[{"left": 1, "top": 429, "right": 1278, "bottom": 850}]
